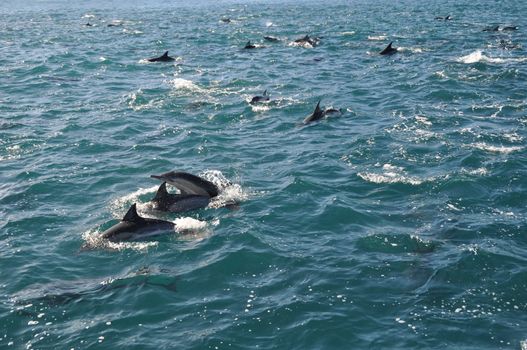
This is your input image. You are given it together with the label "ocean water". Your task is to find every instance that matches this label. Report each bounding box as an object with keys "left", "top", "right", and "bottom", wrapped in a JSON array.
[{"left": 1, "top": 0, "right": 526, "bottom": 348}]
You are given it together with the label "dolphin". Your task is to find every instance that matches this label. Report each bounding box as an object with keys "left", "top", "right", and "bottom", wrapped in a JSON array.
[
  {"left": 244, "top": 41, "right": 256, "bottom": 49},
  {"left": 303, "top": 101, "right": 325, "bottom": 124},
  {"left": 380, "top": 41, "right": 397, "bottom": 55},
  {"left": 150, "top": 171, "right": 219, "bottom": 198},
  {"left": 502, "top": 26, "right": 518, "bottom": 31},
  {"left": 101, "top": 204, "right": 175, "bottom": 242},
  {"left": 293, "top": 35, "right": 320, "bottom": 47},
  {"left": 264, "top": 36, "right": 280, "bottom": 42},
  {"left": 147, "top": 51, "right": 175, "bottom": 62},
  {"left": 150, "top": 182, "right": 210, "bottom": 213},
  {"left": 250, "top": 90, "right": 270, "bottom": 105},
  {"left": 302, "top": 101, "right": 342, "bottom": 124},
  {"left": 435, "top": 15, "right": 451, "bottom": 20},
  {"left": 483, "top": 25, "right": 500, "bottom": 32}
]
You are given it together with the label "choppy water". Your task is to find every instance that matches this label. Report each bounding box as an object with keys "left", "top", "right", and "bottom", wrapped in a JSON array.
[{"left": 1, "top": 0, "right": 526, "bottom": 348}]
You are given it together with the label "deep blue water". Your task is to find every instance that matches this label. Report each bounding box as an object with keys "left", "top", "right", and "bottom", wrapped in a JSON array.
[{"left": 1, "top": 0, "right": 526, "bottom": 349}]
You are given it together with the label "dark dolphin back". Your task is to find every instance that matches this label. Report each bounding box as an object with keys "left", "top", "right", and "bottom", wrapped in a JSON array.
[{"left": 150, "top": 171, "right": 219, "bottom": 197}]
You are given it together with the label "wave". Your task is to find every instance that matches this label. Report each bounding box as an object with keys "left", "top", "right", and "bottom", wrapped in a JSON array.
[
  {"left": 357, "top": 164, "right": 426, "bottom": 185},
  {"left": 471, "top": 142, "right": 523, "bottom": 154},
  {"left": 458, "top": 50, "right": 527, "bottom": 64}
]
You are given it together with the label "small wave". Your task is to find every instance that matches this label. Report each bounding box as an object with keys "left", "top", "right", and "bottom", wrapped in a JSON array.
[
  {"left": 81, "top": 228, "right": 159, "bottom": 252},
  {"left": 251, "top": 104, "right": 270, "bottom": 112},
  {"left": 368, "top": 35, "right": 387, "bottom": 41},
  {"left": 288, "top": 42, "right": 314, "bottom": 48},
  {"left": 341, "top": 31, "right": 355, "bottom": 36},
  {"left": 458, "top": 50, "right": 527, "bottom": 64},
  {"left": 170, "top": 78, "right": 203, "bottom": 92},
  {"left": 200, "top": 170, "right": 249, "bottom": 209},
  {"left": 357, "top": 164, "right": 424, "bottom": 185},
  {"left": 415, "top": 115, "right": 432, "bottom": 126},
  {"left": 472, "top": 142, "right": 523, "bottom": 154},
  {"left": 398, "top": 46, "right": 426, "bottom": 53},
  {"left": 109, "top": 185, "right": 159, "bottom": 218}
]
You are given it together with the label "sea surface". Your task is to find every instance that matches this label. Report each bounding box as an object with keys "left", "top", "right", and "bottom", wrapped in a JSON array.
[{"left": 1, "top": 0, "right": 526, "bottom": 348}]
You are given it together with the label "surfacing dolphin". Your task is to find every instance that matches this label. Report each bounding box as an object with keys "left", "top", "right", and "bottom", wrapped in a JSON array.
[
  {"left": 244, "top": 41, "right": 256, "bottom": 49},
  {"left": 150, "top": 171, "right": 220, "bottom": 198},
  {"left": 150, "top": 182, "right": 210, "bottom": 213},
  {"left": 293, "top": 35, "right": 321, "bottom": 47},
  {"left": 380, "top": 41, "right": 397, "bottom": 55},
  {"left": 147, "top": 51, "right": 175, "bottom": 62},
  {"left": 302, "top": 101, "right": 342, "bottom": 124},
  {"left": 250, "top": 90, "right": 270, "bottom": 105},
  {"left": 264, "top": 36, "right": 280, "bottom": 42},
  {"left": 101, "top": 203, "right": 175, "bottom": 242}
]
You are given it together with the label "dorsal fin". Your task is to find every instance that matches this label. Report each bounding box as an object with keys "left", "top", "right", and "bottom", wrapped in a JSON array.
[
  {"left": 122, "top": 203, "right": 142, "bottom": 222},
  {"left": 153, "top": 182, "right": 169, "bottom": 201},
  {"left": 263, "top": 89, "right": 267, "bottom": 95},
  {"left": 246, "top": 41, "right": 251, "bottom": 46},
  {"left": 314, "top": 100, "right": 322, "bottom": 114},
  {"left": 387, "top": 42, "right": 393, "bottom": 49},
  {"left": 162, "top": 51, "right": 169, "bottom": 57}
]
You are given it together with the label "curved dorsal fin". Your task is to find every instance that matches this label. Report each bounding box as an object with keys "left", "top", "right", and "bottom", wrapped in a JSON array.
[
  {"left": 263, "top": 89, "right": 267, "bottom": 95},
  {"left": 314, "top": 100, "right": 322, "bottom": 113},
  {"left": 122, "top": 203, "right": 142, "bottom": 222},
  {"left": 162, "top": 51, "right": 169, "bottom": 57},
  {"left": 154, "top": 182, "right": 169, "bottom": 201},
  {"left": 387, "top": 42, "right": 393, "bottom": 49}
]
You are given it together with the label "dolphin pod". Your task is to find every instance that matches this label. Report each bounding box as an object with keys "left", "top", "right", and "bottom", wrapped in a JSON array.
[{"left": 93, "top": 172, "right": 223, "bottom": 242}]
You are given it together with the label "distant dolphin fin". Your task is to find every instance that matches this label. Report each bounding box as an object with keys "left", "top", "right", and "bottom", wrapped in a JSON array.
[
  {"left": 263, "top": 89, "right": 267, "bottom": 95},
  {"left": 386, "top": 42, "right": 393, "bottom": 49},
  {"left": 162, "top": 51, "right": 169, "bottom": 57},
  {"left": 153, "top": 182, "right": 169, "bottom": 201},
  {"left": 122, "top": 203, "right": 142, "bottom": 223}
]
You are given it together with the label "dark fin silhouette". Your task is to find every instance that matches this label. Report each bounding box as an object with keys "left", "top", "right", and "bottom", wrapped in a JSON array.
[
  {"left": 314, "top": 100, "right": 322, "bottom": 116},
  {"left": 380, "top": 42, "right": 396, "bottom": 55},
  {"left": 122, "top": 203, "right": 142, "bottom": 223},
  {"left": 153, "top": 182, "right": 169, "bottom": 201},
  {"left": 263, "top": 90, "right": 267, "bottom": 96},
  {"left": 162, "top": 51, "right": 169, "bottom": 57}
]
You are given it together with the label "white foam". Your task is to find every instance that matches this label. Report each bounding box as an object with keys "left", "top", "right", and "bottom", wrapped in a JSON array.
[
  {"left": 459, "top": 50, "right": 527, "bottom": 64},
  {"left": 472, "top": 142, "right": 523, "bottom": 154},
  {"left": 200, "top": 170, "right": 249, "bottom": 209},
  {"left": 357, "top": 164, "right": 424, "bottom": 185},
  {"left": 170, "top": 78, "right": 203, "bottom": 92},
  {"left": 368, "top": 35, "right": 387, "bottom": 41},
  {"left": 415, "top": 115, "right": 432, "bottom": 126},
  {"left": 398, "top": 46, "right": 426, "bottom": 53},
  {"left": 109, "top": 185, "right": 159, "bottom": 218},
  {"left": 288, "top": 41, "right": 314, "bottom": 48},
  {"left": 341, "top": 31, "right": 355, "bottom": 36}
]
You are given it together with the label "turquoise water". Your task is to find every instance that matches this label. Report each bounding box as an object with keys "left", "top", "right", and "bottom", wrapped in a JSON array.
[{"left": 1, "top": 0, "right": 526, "bottom": 348}]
